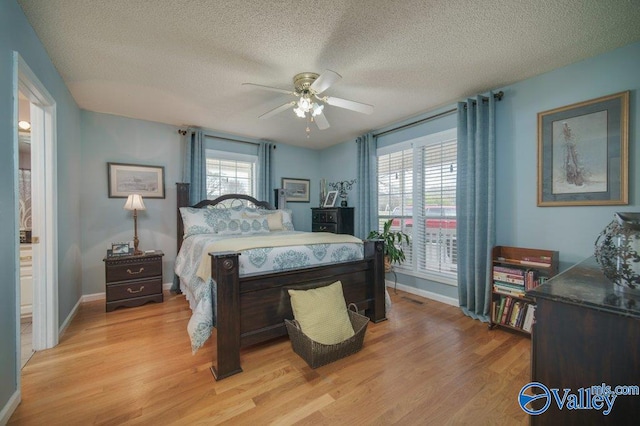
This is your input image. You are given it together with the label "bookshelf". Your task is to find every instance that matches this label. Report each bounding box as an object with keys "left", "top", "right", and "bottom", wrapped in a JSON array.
[{"left": 489, "top": 245, "right": 559, "bottom": 335}]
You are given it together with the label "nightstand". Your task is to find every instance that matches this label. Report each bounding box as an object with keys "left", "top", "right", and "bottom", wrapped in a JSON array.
[
  {"left": 311, "top": 207, "right": 354, "bottom": 235},
  {"left": 103, "top": 251, "right": 164, "bottom": 312}
]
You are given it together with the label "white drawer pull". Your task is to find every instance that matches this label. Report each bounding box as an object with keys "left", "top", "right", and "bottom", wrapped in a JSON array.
[
  {"left": 126, "top": 267, "right": 144, "bottom": 275},
  {"left": 127, "top": 286, "right": 145, "bottom": 294}
]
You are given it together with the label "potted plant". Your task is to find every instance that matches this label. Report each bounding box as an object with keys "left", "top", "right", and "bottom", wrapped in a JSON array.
[{"left": 368, "top": 219, "right": 410, "bottom": 272}]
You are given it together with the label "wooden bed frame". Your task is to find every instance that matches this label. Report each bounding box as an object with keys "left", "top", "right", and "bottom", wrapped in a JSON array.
[{"left": 176, "top": 183, "right": 386, "bottom": 380}]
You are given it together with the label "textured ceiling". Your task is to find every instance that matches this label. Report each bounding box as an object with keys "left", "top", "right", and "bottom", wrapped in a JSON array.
[{"left": 17, "top": 0, "right": 640, "bottom": 149}]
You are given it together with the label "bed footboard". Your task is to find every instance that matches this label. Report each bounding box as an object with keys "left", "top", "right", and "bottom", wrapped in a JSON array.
[{"left": 209, "top": 239, "right": 385, "bottom": 380}]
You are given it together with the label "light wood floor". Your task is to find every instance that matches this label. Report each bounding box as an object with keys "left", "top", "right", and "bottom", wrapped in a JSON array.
[{"left": 9, "top": 290, "right": 530, "bottom": 425}]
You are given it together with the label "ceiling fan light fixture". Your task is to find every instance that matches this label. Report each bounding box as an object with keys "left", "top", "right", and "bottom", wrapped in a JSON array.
[
  {"left": 293, "top": 107, "right": 306, "bottom": 118},
  {"left": 246, "top": 69, "right": 374, "bottom": 137},
  {"left": 298, "top": 95, "right": 311, "bottom": 111},
  {"left": 311, "top": 103, "right": 324, "bottom": 117}
]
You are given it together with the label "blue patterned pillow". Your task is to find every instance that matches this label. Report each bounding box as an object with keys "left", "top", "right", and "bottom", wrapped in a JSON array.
[
  {"left": 281, "top": 209, "right": 295, "bottom": 231},
  {"left": 217, "top": 217, "right": 269, "bottom": 235},
  {"left": 180, "top": 207, "right": 217, "bottom": 238},
  {"left": 242, "top": 207, "right": 295, "bottom": 231}
]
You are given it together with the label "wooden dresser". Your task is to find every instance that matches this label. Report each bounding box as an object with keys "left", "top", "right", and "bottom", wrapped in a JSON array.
[
  {"left": 528, "top": 256, "right": 640, "bottom": 424},
  {"left": 311, "top": 207, "right": 354, "bottom": 235},
  {"left": 103, "top": 251, "right": 164, "bottom": 312}
]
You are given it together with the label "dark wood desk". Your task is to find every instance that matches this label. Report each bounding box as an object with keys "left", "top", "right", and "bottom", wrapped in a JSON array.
[{"left": 528, "top": 256, "right": 640, "bottom": 424}]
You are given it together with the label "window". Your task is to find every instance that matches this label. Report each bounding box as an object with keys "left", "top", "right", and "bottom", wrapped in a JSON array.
[
  {"left": 205, "top": 149, "right": 257, "bottom": 199},
  {"left": 377, "top": 128, "right": 457, "bottom": 283}
]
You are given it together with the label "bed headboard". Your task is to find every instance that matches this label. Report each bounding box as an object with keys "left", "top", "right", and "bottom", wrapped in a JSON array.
[{"left": 176, "top": 183, "right": 276, "bottom": 252}]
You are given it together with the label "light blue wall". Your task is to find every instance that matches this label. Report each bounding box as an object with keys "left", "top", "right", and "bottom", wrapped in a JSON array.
[
  {"left": 318, "top": 139, "right": 363, "bottom": 228},
  {"left": 273, "top": 143, "right": 321, "bottom": 231},
  {"left": 320, "top": 41, "right": 640, "bottom": 297},
  {"left": 495, "top": 41, "right": 640, "bottom": 270},
  {"left": 0, "top": 0, "right": 82, "bottom": 413},
  {"left": 79, "top": 113, "right": 322, "bottom": 295},
  {"left": 80, "top": 111, "right": 182, "bottom": 295}
]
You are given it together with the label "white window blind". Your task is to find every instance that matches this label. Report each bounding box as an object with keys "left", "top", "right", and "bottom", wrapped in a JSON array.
[
  {"left": 205, "top": 150, "right": 257, "bottom": 199},
  {"left": 376, "top": 129, "right": 457, "bottom": 283}
]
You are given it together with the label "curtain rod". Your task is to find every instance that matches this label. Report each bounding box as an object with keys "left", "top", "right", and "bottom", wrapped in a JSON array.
[
  {"left": 178, "top": 128, "right": 275, "bottom": 148},
  {"left": 373, "top": 91, "right": 503, "bottom": 138}
]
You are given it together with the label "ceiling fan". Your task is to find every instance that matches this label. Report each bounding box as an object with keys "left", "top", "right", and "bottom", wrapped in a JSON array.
[{"left": 242, "top": 70, "right": 374, "bottom": 136}]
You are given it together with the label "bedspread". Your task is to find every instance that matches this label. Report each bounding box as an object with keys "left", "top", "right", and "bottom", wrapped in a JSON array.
[{"left": 174, "top": 231, "right": 364, "bottom": 351}]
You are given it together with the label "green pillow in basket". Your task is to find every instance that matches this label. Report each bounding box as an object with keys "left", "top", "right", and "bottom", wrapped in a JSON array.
[{"left": 288, "top": 281, "right": 355, "bottom": 345}]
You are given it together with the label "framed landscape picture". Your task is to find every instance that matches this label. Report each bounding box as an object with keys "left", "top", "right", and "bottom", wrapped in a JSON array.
[
  {"left": 108, "top": 162, "right": 165, "bottom": 198},
  {"left": 281, "top": 177, "right": 310, "bottom": 203},
  {"left": 537, "top": 91, "right": 629, "bottom": 206}
]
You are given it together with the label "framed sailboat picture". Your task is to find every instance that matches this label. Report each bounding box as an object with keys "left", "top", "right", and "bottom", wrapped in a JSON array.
[{"left": 537, "top": 91, "right": 628, "bottom": 206}]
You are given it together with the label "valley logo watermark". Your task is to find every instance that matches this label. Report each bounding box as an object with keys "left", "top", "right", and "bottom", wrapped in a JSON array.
[{"left": 518, "top": 382, "right": 639, "bottom": 416}]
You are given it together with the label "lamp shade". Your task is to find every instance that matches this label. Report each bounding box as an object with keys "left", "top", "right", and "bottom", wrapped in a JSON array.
[{"left": 123, "top": 194, "right": 146, "bottom": 211}]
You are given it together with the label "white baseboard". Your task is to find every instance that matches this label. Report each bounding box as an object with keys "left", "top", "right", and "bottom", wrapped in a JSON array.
[
  {"left": 59, "top": 297, "right": 82, "bottom": 337},
  {"left": 0, "top": 389, "right": 21, "bottom": 426},
  {"left": 386, "top": 280, "right": 459, "bottom": 307},
  {"left": 81, "top": 292, "right": 105, "bottom": 302}
]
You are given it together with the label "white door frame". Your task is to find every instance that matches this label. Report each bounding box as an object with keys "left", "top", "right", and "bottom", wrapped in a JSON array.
[{"left": 14, "top": 52, "right": 58, "bottom": 357}]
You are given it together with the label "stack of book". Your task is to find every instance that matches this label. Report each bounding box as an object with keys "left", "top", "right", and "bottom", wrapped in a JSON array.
[
  {"left": 493, "top": 296, "right": 536, "bottom": 332},
  {"left": 493, "top": 266, "right": 526, "bottom": 297}
]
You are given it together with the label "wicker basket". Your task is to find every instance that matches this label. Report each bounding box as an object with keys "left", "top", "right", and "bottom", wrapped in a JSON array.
[{"left": 285, "top": 304, "right": 369, "bottom": 369}]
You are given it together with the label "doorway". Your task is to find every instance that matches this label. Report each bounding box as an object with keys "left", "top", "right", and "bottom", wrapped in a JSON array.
[
  {"left": 14, "top": 52, "right": 58, "bottom": 383},
  {"left": 18, "top": 90, "right": 34, "bottom": 368}
]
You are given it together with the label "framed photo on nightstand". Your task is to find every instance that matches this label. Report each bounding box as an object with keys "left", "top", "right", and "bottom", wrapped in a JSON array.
[
  {"left": 323, "top": 190, "right": 338, "bottom": 207},
  {"left": 107, "top": 242, "right": 133, "bottom": 257}
]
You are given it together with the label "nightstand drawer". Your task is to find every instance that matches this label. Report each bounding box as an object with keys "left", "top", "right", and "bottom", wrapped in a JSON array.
[
  {"left": 312, "top": 211, "right": 338, "bottom": 223},
  {"left": 311, "top": 208, "right": 354, "bottom": 235},
  {"left": 312, "top": 223, "right": 337, "bottom": 233},
  {"left": 107, "top": 278, "right": 162, "bottom": 302},
  {"left": 106, "top": 257, "right": 162, "bottom": 282}
]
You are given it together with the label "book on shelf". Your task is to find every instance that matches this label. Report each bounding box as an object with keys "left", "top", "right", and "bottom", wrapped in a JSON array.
[
  {"left": 500, "top": 297, "right": 513, "bottom": 324},
  {"left": 515, "top": 303, "right": 528, "bottom": 328},
  {"left": 508, "top": 302, "right": 522, "bottom": 327},
  {"left": 522, "top": 255, "right": 552, "bottom": 263},
  {"left": 496, "top": 256, "right": 552, "bottom": 268},
  {"left": 520, "top": 260, "right": 552, "bottom": 268},
  {"left": 495, "top": 297, "right": 507, "bottom": 323},
  {"left": 493, "top": 283, "right": 525, "bottom": 298},
  {"left": 522, "top": 304, "right": 536, "bottom": 332},
  {"left": 493, "top": 265, "right": 525, "bottom": 275},
  {"left": 493, "top": 271, "right": 525, "bottom": 284}
]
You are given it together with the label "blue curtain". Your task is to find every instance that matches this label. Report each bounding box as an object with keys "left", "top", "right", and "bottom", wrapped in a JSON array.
[
  {"left": 356, "top": 132, "right": 377, "bottom": 239},
  {"left": 456, "top": 93, "right": 496, "bottom": 321},
  {"left": 183, "top": 129, "right": 206, "bottom": 203},
  {"left": 258, "top": 141, "right": 274, "bottom": 204}
]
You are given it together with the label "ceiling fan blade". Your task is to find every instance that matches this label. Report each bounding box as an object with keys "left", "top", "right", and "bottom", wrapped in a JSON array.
[
  {"left": 242, "top": 83, "right": 296, "bottom": 96},
  {"left": 258, "top": 101, "right": 296, "bottom": 119},
  {"left": 310, "top": 70, "right": 342, "bottom": 94},
  {"left": 313, "top": 112, "right": 330, "bottom": 130},
  {"left": 324, "top": 96, "right": 374, "bottom": 114}
]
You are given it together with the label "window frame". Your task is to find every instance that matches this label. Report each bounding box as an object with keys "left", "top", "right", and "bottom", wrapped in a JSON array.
[
  {"left": 205, "top": 149, "right": 258, "bottom": 199},
  {"left": 376, "top": 128, "right": 458, "bottom": 286}
]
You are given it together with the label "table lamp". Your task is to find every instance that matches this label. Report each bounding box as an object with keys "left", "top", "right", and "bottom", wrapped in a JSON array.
[{"left": 123, "top": 194, "right": 146, "bottom": 255}]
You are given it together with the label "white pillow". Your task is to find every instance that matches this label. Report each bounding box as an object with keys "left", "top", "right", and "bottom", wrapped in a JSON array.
[
  {"left": 265, "top": 211, "right": 284, "bottom": 231},
  {"left": 180, "top": 207, "right": 217, "bottom": 238}
]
